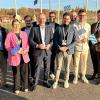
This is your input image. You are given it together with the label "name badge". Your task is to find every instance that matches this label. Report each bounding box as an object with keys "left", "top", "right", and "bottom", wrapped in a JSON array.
[{"left": 62, "top": 40, "right": 67, "bottom": 46}]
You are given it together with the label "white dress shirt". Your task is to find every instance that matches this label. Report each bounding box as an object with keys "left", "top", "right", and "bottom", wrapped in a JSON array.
[{"left": 40, "top": 26, "right": 45, "bottom": 45}]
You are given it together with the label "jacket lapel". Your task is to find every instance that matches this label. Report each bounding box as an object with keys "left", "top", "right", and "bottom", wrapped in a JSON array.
[
  {"left": 38, "top": 26, "right": 42, "bottom": 43},
  {"left": 61, "top": 25, "right": 64, "bottom": 39},
  {"left": 45, "top": 26, "right": 48, "bottom": 44}
]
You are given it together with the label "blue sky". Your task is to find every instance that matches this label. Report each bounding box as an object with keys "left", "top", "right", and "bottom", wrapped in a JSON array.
[{"left": 0, "top": 0, "right": 99, "bottom": 11}]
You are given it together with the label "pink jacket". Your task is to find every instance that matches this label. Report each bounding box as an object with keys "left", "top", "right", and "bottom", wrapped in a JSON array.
[{"left": 5, "top": 31, "right": 30, "bottom": 66}]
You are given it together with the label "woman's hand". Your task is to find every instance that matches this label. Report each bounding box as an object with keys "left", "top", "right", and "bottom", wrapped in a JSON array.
[
  {"left": 22, "top": 50, "right": 28, "bottom": 54},
  {"left": 18, "top": 48, "right": 23, "bottom": 54},
  {"left": 18, "top": 48, "right": 28, "bottom": 54}
]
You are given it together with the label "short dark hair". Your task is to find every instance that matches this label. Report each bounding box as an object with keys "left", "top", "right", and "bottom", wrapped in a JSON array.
[
  {"left": 78, "top": 9, "right": 87, "bottom": 15},
  {"left": 63, "top": 12, "right": 70, "bottom": 18},
  {"left": 49, "top": 11, "right": 56, "bottom": 16},
  {"left": 97, "top": 10, "right": 100, "bottom": 14},
  {"left": 24, "top": 15, "right": 32, "bottom": 20}
]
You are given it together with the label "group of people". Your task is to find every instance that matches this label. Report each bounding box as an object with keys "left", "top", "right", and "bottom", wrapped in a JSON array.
[{"left": 0, "top": 9, "right": 100, "bottom": 95}]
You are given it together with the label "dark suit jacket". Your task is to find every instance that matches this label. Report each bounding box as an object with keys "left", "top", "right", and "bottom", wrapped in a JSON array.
[
  {"left": 21, "top": 27, "right": 26, "bottom": 31},
  {"left": 94, "top": 30, "right": 100, "bottom": 52},
  {"left": 32, "top": 21, "right": 38, "bottom": 27},
  {"left": 46, "top": 22, "right": 59, "bottom": 52},
  {"left": 21, "top": 22, "right": 37, "bottom": 32},
  {"left": 29, "top": 25, "right": 53, "bottom": 56},
  {"left": 46, "top": 22, "right": 59, "bottom": 31},
  {"left": 54, "top": 25, "right": 77, "bottom": 55},
  {"left": 89, "top": 22, "right": 99, "bottom": 49},
  {"left": 0, "top": 26, "right": 8, "bottom": 58},
  {"left": 21, "top": 26, "right": 33, "bottom": 31},
  {"left": 91, "top": 22, "right": 99, "bottom": 34}
]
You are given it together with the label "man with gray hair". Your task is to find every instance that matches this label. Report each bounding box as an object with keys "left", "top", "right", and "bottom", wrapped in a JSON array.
[{"left": 29, "top": 13, "right": 53, "bottom": 90}]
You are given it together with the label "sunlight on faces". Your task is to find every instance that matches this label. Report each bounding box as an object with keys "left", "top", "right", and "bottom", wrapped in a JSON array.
[
  {"left": 12, "top": 21, "right": 20, "bottom": 31},
  {"left": 63, "top": 15, "right": 71, "bottom": 25},
  {"left": 97, "top": 12, "right": 100, "bottom": 22},
  {"left": 70, "top": 11, "right": 77, "bottom": 21},
  {"left": 38, "top": 13, "right": 46, "bottom": 26},
  {"left": 78, "top": 12, "right": 87, "bottom": 22},
  {"left": 24, "top": 17, "right": 32, "bottom": 27},
  {"left": 49, "top": 13, "right": 56, "bottom": 23}
]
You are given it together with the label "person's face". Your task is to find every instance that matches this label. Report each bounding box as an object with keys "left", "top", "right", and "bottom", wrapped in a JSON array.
[
  {"left": 71, "top": 12, "right": 77, "bottom": 21},
  {"left": 12, "top": 21, "right": 20, "bottom": 30},
  {"left": 63, "top": 15, "right": 71, "bottom": 25},
  {"left": 78, "top": 12, "right": 87, "bottom": 22},
  {"left": 97, "top": 12, "right": 100, "bottom": 22},
  {"left": 49, "top": 13, "right": 56, "bottom": 23},
  {"left": 38, "top": 13, "right": 46, "bottom": 26},
  {"left": 24, "top": 17, "right": 32, "bottom": 27}
]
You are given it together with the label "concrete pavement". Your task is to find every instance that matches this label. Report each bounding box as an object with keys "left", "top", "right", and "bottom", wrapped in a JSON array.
[{"left": 0, "top": 53, "right": 100, "bottom": 100}]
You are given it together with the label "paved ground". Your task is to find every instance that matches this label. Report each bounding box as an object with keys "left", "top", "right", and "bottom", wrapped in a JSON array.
[{"left": 0, "top": 53, "right": 100, "bottom": 100}]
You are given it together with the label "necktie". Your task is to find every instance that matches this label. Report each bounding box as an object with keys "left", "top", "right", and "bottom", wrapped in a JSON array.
[{"left": 96, "top": 22, "right": 100, "bottom": 30}]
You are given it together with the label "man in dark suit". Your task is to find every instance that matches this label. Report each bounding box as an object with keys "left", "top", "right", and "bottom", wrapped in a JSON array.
[
  {"left": 21, "top": 15, "right": 33, "bottom": 36},
  {"left": 29, "top": 13, "right": 53, "bottom": 90},
  {"left": 94, "top": 30, "right": 100, "bottom": 85},
  {"left": 21, "top": 15, "right": 34, "bottom": 85},
  {"left": 46, "top": 11, "right": 59, "bottom": 32},
  {"left": 0, "top": 19, "right": 8, "bottom": 87},
  {"left": 89, "top": 9, "right": 100, "bottom": 80},
  {"left": 46, "top": 11, "right": 59, "bottom": 79},
  {"left": 52, "top": 12, "right": 77, "bottom": 89}
]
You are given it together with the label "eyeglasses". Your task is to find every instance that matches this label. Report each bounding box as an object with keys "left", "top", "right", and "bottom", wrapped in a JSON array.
[
  {"left": 49, "top": 16, "right": 56, "bottom": 18},
  {"left": 79, "top": 14, "right": 86, "bottom": 16},
  {"left": 25, "top": 20, "right": 32, "bottom": 22}
]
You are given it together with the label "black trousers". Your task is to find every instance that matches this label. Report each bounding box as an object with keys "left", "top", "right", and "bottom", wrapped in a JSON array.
[
  {"left": 30, "top": 56, "right": 36, "bottom": 79},
  {"left": 0, "top": 51, "right": 7, "bottom": 85},
  {"left": 12, "top": 58, "right": 28, "bottom": 91},
  {"left": 27, "top": 51, "right": 33, "bottom": 84},
  {"left": 31, "top": 52, "right": 50, "bottom": 86},
  {"left": 50, "top": 48, "right": 56, "bottom": 74},
  {"left": 29, "top": 48, "right": 36, "bottom": 80},
  {"left": 89, "top": 41, "right": 98, "bottom": 75},
  {"left": 96, "top": 52, "right": 100, "bottom": 79}
]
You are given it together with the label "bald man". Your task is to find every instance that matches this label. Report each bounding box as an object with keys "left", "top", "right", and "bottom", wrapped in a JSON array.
[{"left": 29, "top": 13, "right": 53, "bottom": 90}]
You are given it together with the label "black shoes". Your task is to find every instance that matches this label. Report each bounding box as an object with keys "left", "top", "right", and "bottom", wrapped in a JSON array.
[
  {"left": 30, "top": 79, "right": 37, "bottom": 91},
  {"left": 0, "top": 83, "right": 8, "bottom": 88},
  {"left": 30, "top": 82, "right": 51, "bottom": 91},
  {"left": 30, "top": 84, "right": 37, "bottom": 91},
  {"left": 88, "top": 75, "right": 96, "bottom": 80},
  {"left": 43, "top": 82, "right": 51, "bottom": 88}
]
